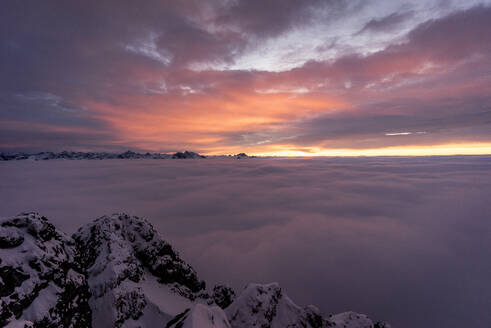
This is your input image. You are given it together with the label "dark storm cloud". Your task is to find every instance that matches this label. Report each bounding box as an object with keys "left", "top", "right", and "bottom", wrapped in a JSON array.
[
  {"left": 0, "top": 1, "right": 184, "bottom": 90},
  {"left": 0, "top": 0, "right": 337, "bottom": 91},
  {"left": 214, "top": 0, "right": 351, "bottom": 37}
]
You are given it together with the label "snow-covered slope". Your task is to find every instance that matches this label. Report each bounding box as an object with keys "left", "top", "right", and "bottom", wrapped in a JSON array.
[
  {"left": 0, "top": 213, "right": 91, "bottom": 327},
  {"left": 167, "top": 304, "right": 231, "bottom": 328},
  {"left": 0, "top": 212, "right": 389, "bottom": 328}
]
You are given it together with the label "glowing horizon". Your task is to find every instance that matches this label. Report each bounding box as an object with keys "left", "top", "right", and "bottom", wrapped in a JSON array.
[{"left": 248, "top": 143, "right": 491, "bottom": 157}]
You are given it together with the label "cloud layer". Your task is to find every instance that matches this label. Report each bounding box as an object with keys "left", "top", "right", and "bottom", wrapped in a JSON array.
[
  {"left": 1, "top": 0, "right": 491, "bottom": 154},
  {"left": 1, "top": 157, "right": 491, "bottom": 328}
]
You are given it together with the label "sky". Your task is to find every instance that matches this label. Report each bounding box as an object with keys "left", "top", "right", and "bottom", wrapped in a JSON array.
[
  {"left": 2, "top": 0, "right": 491, "bottom": 156},
  {"left": 1, "top": 157, "right": 491, "bottom": 328}
]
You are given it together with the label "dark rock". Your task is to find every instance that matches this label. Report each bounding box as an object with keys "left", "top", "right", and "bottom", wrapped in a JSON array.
[
  {"left": 172, "top": 151, "right": 206, "bottom": 159},
  {"left": 235, "top": 153, "right": 248, "bottom": 159},
  {"left": 0, "top": 228, "right": 24, "bottom": 248},
  {"left": 0, "top": 266, "right": 30, "bottom": 297},
  {"left": 212, "top": 284, "right": 236, "bottom": 309}
]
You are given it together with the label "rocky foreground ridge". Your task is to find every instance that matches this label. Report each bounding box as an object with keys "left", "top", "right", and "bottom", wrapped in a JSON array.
[{"left": 0, "top": 213, "right": 389, "bottom": 328}]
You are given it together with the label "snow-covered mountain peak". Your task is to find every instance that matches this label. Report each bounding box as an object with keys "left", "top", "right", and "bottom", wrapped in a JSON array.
[
  {"left": 73, "top": 213, "right": 205, "bottom": 296},
  {"left": 225, "top": 282, "right": 327, "bottom": 328},
  {"left": 0, "top": 213, "right": 389, "bottom": 327},
  {"left": 72, "top": 213, "right": 207, "bottom": 327}
]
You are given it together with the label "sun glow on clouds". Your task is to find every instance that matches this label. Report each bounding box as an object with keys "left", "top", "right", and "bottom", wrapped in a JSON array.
[
  {"left": 85, "top": 90, "right": 349, "bottom": 153},
  {"left": 255, "top": 143, "right": 491, "bottom": 157},
  {"left": 2, "top": 1, "right": 491, "bottom": 155}
]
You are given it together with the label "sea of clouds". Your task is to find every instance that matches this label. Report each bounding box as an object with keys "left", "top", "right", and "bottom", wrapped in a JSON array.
[{"left": 1, "top": 156, "right": 491, "bottom": 328}]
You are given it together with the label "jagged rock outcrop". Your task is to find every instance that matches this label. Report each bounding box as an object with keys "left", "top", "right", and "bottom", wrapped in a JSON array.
[
  {"left": 73, "top": 214, "right": 207, "bottom": 327},
  {"left": 0, "top": 213, "right": 389, "bottom": 328},
  {"left": 172, "top": 151, "right": 206, "bottom": 159},
  {"left": 0, "top": 213, "right": 91, "bottom": 327},
  {"left": 212, "top": 285, "right": 236, "bottom": 310}
]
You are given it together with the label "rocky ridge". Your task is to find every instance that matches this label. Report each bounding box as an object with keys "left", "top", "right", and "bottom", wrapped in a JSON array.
[
  {"left": 0, "top": 213, "right": 390, "bottom": 328},
  {"left": 0, "top": 151, "right": 206, "bottom": 161}
]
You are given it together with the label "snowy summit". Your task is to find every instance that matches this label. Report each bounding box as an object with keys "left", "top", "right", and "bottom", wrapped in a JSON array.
[{"left": 0, "top": 213, "right": 390, "bottom": 328}]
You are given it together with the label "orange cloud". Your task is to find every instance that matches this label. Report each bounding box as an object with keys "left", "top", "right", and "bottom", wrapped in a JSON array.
[{"left": 84, "top": 88, "right": 349, "bottom": 151}]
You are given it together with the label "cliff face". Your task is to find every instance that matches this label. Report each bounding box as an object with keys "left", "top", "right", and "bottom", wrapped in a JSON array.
[{"left": 0, "top": 213, "right": 389, "bottom": 328}]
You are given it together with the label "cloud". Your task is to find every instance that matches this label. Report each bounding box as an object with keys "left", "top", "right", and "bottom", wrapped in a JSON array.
[
  {"left": 356, "top": 10, "right": 414, "bottom": 35},
  {"left": 213, "top": 0, "right": 341, "bottom": 37},
  {"left": 282, "top": 5, "right": 491, "bottom": 89},
  {"left": 209, "top": 5, "right": 491, "bottom": 152},
  {"left": 223, "top": 96, "right": 491, "bottom": 150},
  {"left": 1, "top": 157, "right": 491, "bottom": 328},
  {"left": 0, "top": 2, "right": 491, "bottom": 154}
]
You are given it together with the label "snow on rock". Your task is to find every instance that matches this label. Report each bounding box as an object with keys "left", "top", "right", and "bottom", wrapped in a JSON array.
[
  {"left": 225, "top": 282, "right": 327, "bottom": 328},
  {"left": 1, "top": 212, "right": 389, "bottom": 328},
  {"left": 4, "top": 320, "right": 34, "bottom": 328},
  {"left": 0, "top": 212, "right": 91, "bottom": 327},
  {"left": 235, "top": 153, "right": 249, "bottom": 159},
  {"left": 328, "top": 311, "right": 377, "bottom": 328},
  {"left": 224, "top": 283, "right": 384, "bottom": 328},
  {"left": 0, "top": 150, "right": 184, "bottom": 161},
  {"left": 167, "top": 303, "right": 231, "bottom": 328},
  {"left": 72, "top": 213, "right": 207, "bottom": 327}
]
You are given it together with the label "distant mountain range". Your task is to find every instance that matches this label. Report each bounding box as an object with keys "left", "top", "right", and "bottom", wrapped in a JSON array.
[
  {"left": 0, "top": 212, "right": 389, "bottom": 328},
  {"left": 0, "top": 151, "right": 252, "bottom": 161}
]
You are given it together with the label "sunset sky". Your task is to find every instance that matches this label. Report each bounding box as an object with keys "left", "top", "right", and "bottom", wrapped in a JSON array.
[{"left": 2, "top": 0, "right": 491, "bottom": 156}]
